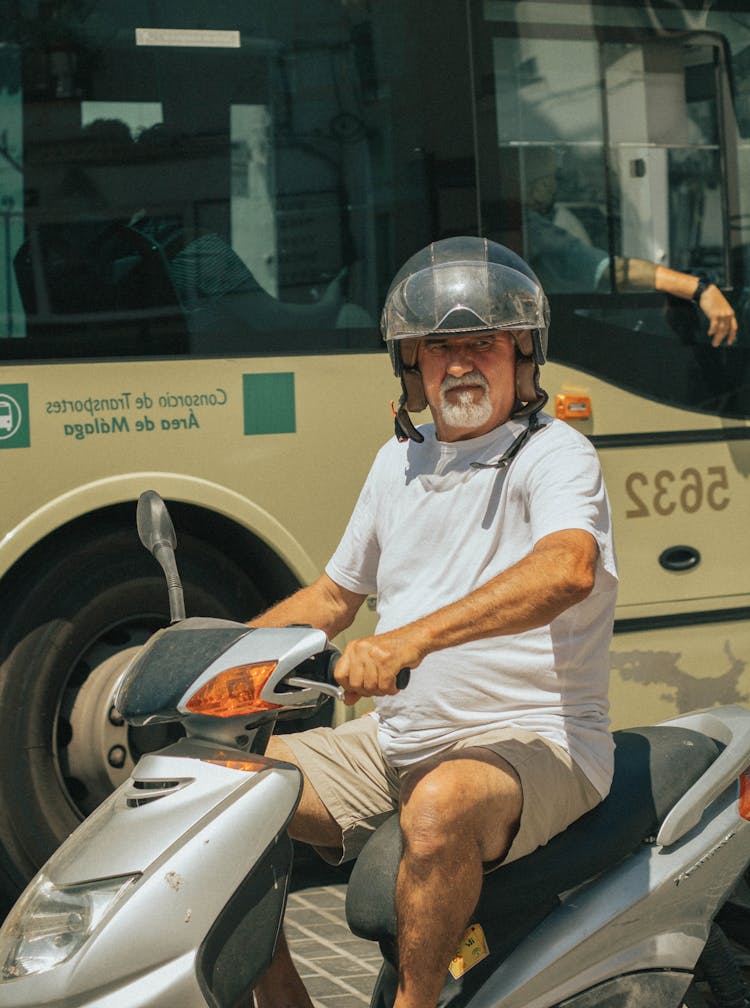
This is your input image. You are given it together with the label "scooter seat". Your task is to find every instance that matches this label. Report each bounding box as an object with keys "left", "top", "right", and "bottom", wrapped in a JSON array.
[{"left": 346, "top": 725, "right": 720, "bottom": 966}]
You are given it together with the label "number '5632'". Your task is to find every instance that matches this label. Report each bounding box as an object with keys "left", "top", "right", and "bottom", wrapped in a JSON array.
[{"left": 625, "top": 466, "right": 730, "bottom": 518}]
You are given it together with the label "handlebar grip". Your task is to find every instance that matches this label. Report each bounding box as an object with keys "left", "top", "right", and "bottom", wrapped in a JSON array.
[{"left": 327, "top": 653, "right": 411, "bottom": 691}]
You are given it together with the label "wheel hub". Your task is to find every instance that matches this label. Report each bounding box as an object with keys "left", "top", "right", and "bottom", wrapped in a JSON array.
[{"left": 57, "top": 624, "right": 181, "bottom": 818}]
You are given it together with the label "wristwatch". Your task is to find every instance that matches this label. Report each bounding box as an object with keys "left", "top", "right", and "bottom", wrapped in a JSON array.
[{"left": 692, "top": 277, "right": 711, "bottom": 302}]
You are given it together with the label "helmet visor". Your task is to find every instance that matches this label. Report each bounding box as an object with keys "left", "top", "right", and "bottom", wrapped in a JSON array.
[{"left": 382, "top": 259, "right": 548, "bottom": 343}]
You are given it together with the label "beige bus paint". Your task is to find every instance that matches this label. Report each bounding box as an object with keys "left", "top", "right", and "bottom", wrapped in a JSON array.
[
  {"left": 0, "top": 471, "right": 320, "bottom": 589},
  {"left": 610, "top": 618, "right": 750, "bottom": 730},
  {"left": 4, "top": 353, "right": 748, "bottom": 618},
  {"left": 0, "top": 353, "right": 397, "bottom": 584},
  {"left": 599, "top": 439, "right": 750, "bottom": 608},
  {"left": 544, "top": 362, "right": 750, "bottom": 608},
  {"left": 540, "top": 365, "right": 750, "bottom": 731},
  {"left": 607, "top": 594, "right": 750, "bottom": 624},
  {"left": 543, "top": 360, "right": 750, "bottom": 437}
]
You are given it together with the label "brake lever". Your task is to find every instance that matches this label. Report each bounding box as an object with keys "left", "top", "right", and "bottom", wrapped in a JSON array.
[
  {"left": 286, "top": 665, "right": 410, "bottom": 703},
  {"left": 286, "top": 676, "right": 345, "bottom": 702}
]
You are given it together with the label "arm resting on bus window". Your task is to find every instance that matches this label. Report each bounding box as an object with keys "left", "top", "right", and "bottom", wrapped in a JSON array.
[
  {"left": 247, "top": 573, "right": 367, "bottom": 641},
  {"left": 614, "top": 256, "right": 737, "bottom": 346}
]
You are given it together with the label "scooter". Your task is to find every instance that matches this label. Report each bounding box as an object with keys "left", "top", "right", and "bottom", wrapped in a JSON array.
[
  {"left": 0, "top": 491, "right": 353, "bottom": 1007},
  {"left": 0, "top": 492, "right": 749, "bottom": 1008}
]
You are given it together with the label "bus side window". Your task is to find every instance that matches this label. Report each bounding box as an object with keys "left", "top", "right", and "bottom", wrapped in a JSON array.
[
  {"left": 479, "top": 31, "right": 729, "bottom": 298},
  {"left": 475, "top": 29, "right": 613, "bottom": 295},
  {"left": 603, "top": 40, "right": 728, "bottom": 287},
  {"left": 471, "top": 5, "right": 746, "bottom": 417}
]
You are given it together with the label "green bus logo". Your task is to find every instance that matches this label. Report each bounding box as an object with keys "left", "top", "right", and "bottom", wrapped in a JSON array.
[{"left": 0, "top": 385, "right": 30, "bottom": 449}]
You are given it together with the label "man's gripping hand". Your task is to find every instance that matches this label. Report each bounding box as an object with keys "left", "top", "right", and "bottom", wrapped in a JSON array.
[{"left": 333, "top": 632, "right": 420, "bottom": 705}]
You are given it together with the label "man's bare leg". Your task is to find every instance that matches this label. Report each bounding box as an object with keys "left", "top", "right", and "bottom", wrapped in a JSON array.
[
  {"left": 393, "top": 751, "right": 523, "bottom": 1008},
  {"left": 253, "top": 930, "right": 314, "bottom": 1008},
  {"left": 252, "top": 737, "right": 344, "bottom": 1008}
]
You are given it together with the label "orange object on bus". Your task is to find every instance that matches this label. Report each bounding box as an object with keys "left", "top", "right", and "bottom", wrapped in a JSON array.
[{"left": 555, "top": 394, "right": 592, "bottom": 421}]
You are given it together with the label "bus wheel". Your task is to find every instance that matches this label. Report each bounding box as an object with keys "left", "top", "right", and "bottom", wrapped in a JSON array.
[{"left": 0, "top": 523, "right": 264, "bottom": 914}]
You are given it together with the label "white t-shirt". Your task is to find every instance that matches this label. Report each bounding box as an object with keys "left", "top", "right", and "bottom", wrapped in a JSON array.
[{"left": 325, "top": 414, "right": 618, "bottom": 797}]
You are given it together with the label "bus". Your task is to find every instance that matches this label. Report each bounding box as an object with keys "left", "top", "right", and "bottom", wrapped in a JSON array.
[{"left": 1, "top": 0, "right": 749, "bottom": 909}]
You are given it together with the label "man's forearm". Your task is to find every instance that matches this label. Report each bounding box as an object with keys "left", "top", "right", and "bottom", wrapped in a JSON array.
[
  {"left": 614, "top": 255, "right": 656, "bottom": 290},
  {"left": 623, "top": 260, "right": 737, "bottom": 344},
  {"left": 249, "top": 573, "right": 366, "bottom": 640},
  {"left": 389, "top": 529, "right": 598, "bottom": 669}
]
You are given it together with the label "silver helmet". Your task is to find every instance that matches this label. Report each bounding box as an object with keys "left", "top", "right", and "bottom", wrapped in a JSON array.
[{"left": 381, "top": 237, "right": 550, "bottom": 441}]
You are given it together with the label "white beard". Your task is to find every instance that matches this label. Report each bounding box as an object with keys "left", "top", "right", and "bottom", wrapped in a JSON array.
[{"left": 439, "top": 371, "right": 493, "bottom": 430}]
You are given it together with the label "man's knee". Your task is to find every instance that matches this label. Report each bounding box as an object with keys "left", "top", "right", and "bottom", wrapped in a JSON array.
[
  {"left": 400, "top": 773, "right": 465, "bottom": 862},
  {"left": 400, "top": 755, "right": 522, "bottom": 864}
]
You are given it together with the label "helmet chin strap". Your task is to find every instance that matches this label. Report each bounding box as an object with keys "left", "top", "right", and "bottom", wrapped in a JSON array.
[
  {"left": 393, "top": 397, "right": 425, "bottom": 443},
  {"left": 469, "top": 407, "right": 547, "bottom": 470},
  {"left": 393, "top": 361, "right": 427, "bottom": 442},
  {"left": 469, "top": 362, "right": 549, "bottom": 468}
]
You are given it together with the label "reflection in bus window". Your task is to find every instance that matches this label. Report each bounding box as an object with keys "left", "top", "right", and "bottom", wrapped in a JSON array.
[
  {"left": 521, "top": 145, "right": 611, "bottom": 294},
  {"left": 603, "top": 39, "right": 725, "bottom": 281},
  {"left": 486, "top": 34, "right": 727, "bottom": 294},
  {"left": 1, "top": 10, "right": 382, "bottom": 360},
  {"left": 0, "top": 44, "right": 24, "bottom": 341}
]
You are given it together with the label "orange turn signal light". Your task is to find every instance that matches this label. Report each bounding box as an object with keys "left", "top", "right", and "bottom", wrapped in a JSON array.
[
  {"left": 555, "top": 393, "right": 591, "bottom": 421},
  {"left": 186, "top": 661, "right": 281, "bottom": 718},
  {"left": 739, "top": 770, "right": 750, "bottom": 821}
]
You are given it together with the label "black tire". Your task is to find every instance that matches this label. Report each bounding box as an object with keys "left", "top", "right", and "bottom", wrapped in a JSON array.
[{"left": 0, "top": 520, "right": 265, "bottom": 915}]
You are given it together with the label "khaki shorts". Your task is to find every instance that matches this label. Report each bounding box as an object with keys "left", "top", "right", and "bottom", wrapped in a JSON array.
[{"left": 283, "top": 714, "right": 602, "bottom": 868}]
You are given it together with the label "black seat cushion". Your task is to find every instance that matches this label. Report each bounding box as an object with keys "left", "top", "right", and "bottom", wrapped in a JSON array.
[{"left": 346, "top": 725, "right": 720, "bottom": 958}]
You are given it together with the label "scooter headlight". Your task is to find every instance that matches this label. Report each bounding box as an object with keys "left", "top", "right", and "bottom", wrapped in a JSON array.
[{"left": 0, "top": 872, "right": 137, "bottom": 979}]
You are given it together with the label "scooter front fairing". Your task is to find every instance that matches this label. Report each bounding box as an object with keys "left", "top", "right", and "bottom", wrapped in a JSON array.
[{"left": 0, "top": 738, "right": 302, "bottom": 1008}]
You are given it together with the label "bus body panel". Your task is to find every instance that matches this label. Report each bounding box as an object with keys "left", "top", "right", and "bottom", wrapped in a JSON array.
[
  {"left": 610, "top": 616, "right": 750, "bottom": 730},
  {"left": 0, "top": 468, "right": 320, "bottom": 589},
  {"left": 0, "top": 353, "right": 396, "bottom": 579}
]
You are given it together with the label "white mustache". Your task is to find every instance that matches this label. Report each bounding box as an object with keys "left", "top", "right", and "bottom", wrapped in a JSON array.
[{"left": 441, "top": 370, "right": 489, "bottom": 393}]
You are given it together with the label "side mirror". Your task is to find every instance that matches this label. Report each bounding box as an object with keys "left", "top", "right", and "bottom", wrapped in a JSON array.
[
  {"left": 136, "top": 489, "right": 177, "bottom": 554},
  {"left": 136, "top": 490, "right": 185, "bottom": 623}
]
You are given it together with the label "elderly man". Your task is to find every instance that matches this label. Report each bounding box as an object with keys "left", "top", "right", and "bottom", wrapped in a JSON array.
[{"left": 250, "top": 237, "right": 618, "bottom": 1008}]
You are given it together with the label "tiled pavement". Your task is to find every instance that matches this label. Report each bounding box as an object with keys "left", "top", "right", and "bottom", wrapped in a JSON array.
[{"left": 285, "top": 883, "right": 382, "bottom": 1008}]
